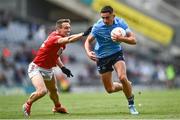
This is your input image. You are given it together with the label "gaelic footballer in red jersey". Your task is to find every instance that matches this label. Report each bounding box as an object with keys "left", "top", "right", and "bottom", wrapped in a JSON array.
[
  {"left": 22, "top": 19, "right": 92, "bottom": 117},
  {"left": 33, "top": 31, "right": 66, "bottom": 69}
]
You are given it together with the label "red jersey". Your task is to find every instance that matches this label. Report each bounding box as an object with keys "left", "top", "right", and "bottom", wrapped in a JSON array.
[{"left": 33, "top": 31, "right": 66, "bottom": 69}]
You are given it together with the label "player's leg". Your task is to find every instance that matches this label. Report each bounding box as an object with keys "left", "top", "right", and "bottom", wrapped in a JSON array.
[
  {"left": 23, "top": 74, "right": 47, "bottom": 116},
  {"left": 97, "top": 55, "right": 123, "bottom": 93},
  {"left": 114, "top": 60, "right": 138, "bottom": 115},
  {"left": 114, "top": 61, "right": 132, "bottom": 98},
  {"left": 28, "top": 74, "right": 48, "bottom": 103},
  {"left": 44, "top": 75, "right": 68, "bottom": 113},
  {"left": 100, "top": 71, "right": 123, "bottom": 93}
]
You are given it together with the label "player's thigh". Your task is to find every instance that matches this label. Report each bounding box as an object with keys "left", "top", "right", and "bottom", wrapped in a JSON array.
[
  {"left": 28, "top": 62, "right": 46, "bottom": 90},
  {"left": 100, "top": 72, "right": 113, "bottom": 89},
  {"left": 44, "top": 75, "right": 57, "bottom": 92},
  {"left": 31, "top": 73, "right": 46, "bottom": 91},
  {"left": 114, "top": 60, "right": 127, "bottom": 78}
]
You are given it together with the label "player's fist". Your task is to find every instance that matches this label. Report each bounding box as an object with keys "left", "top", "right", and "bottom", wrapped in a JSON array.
[
  {"left": 87, "top": 51, "right": 98, "bottom": 62},
  {"left": 82, "top": 26, "right": 92, "bottom": 36},
  {"left": 61, "top": 66, "right": 73, "bottom": 77}
]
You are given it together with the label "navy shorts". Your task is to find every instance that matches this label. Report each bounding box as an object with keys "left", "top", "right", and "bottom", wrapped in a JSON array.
[{"left": 96, "top": 51, "right": 125, "bottom": 74}]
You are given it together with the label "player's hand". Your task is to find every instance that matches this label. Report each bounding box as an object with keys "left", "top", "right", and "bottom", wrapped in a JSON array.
[
  {"left": 87, "top": 51, "right": 98, "bottom": 62},
  {"left": 61, "top": 66, "right": 73, "bottom": 77},
  {"left": 111, "top": 33, "right": 121, "bottom": 41},
  {"left": 112, "top": 33, "right": 125, "bottom": 42},
  {"left": 111, "top": 33, "right": 118, "bottom": 41},
  {"left": 82, "top": 26, "right": 92, "bottom": 36}
]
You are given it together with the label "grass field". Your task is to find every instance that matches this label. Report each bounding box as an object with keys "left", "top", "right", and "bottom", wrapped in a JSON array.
[{"left": 0, "top": 89, "right": 180, "bottom": 119}]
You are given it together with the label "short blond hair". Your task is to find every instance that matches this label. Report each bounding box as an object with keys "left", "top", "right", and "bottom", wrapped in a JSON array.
[{"left": 56, "top": 19, "right": 71, "bottom": 29}]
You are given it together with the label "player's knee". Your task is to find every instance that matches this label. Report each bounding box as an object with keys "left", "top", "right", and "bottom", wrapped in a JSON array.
[
  {"left": 37, "top": 89, "right": 47, "bottom": 97},
  {"left": 119, "top": 75, "right": 128, "bottom": 84},
  {"left": 105, "top": 88, "right": 114, "bottom": 94}
]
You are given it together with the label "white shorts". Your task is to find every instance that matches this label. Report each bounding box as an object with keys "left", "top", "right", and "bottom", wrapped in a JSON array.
[{"left": 28, "top": 62, "right": 54, "bottom": 81}]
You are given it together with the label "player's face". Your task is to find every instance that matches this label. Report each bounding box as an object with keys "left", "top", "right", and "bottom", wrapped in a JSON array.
[
  {"left": 101, "top": 12, "right": 114, "bottom": 25},
  {"left": 58, "top": 22, "right": 71, "bottom": 37}
]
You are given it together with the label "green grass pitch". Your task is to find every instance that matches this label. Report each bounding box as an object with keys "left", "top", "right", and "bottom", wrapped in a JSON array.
[{"left": 0, "top": 89, "right": 180, "bottom": 119}]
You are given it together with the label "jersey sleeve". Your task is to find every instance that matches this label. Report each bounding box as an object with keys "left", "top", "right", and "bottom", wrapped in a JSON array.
[
  {"left": 91, "top": 24, "right": 98, "bottom": 38},
  {"left": 121, "top": 19, "right": 132, "bottom": 33},
  {"left": 45, "top": 34, "right": 63, "bottom": 48},
  {"left": 52, "top": 35, "right": 61, "bottom": 44}
]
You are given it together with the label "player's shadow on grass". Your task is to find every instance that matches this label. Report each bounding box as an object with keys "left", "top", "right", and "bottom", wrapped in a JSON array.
[
  {"left": 30, "top": 111, "right": 132, "bottom": 118},
  {"left": 30, "top": 113, "right": 70, "bottom": 118},
  {"left": 71, "top": 111, "right": 129, "bottom": 116}
]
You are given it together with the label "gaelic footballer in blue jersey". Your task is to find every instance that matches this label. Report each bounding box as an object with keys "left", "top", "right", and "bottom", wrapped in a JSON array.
[{"left": 84, "top": 5, "right": 138, "bottom": 115}]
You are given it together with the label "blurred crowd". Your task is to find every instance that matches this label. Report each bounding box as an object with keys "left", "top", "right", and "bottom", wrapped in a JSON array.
[
  {"left": 125, "top": 52, "right": 177, "bottom": 88},
  {"left": 0, "top": 10, "right": 179, "bottom": 92}
]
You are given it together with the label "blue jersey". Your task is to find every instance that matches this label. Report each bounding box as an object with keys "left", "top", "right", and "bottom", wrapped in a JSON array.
[{"left": 91, "top": 17, "right": 131, "bottom": 58}]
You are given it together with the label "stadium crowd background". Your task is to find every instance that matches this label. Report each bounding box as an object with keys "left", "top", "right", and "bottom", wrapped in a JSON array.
[{"left": 0, "top": 0, "right": 180, "bottom": 94}]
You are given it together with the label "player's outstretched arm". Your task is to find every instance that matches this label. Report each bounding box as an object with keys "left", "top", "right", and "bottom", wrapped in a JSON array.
[
  {"left": 57, "top": 33, "right": 83, "bottom": 44},
  {"left": 57, "top": 26, "right": 92, "bottom": 44}
]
